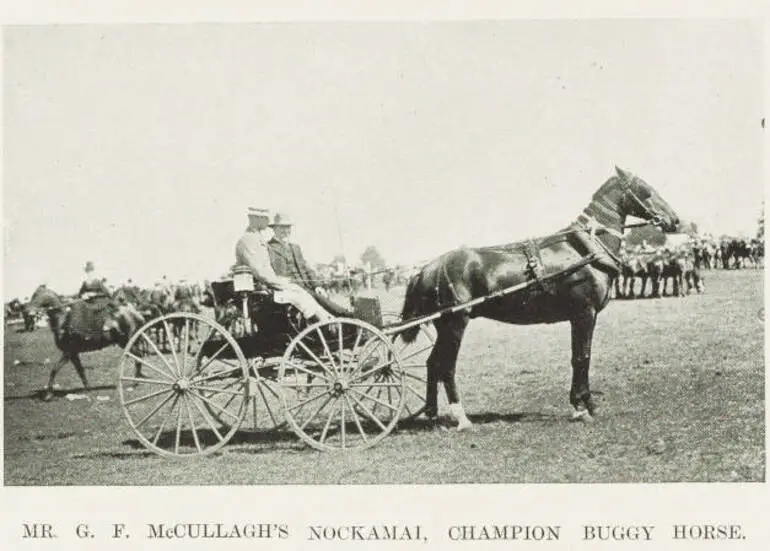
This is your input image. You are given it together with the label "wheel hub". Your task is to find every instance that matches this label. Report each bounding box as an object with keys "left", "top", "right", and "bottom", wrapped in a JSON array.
[
  {"left": 172, "top": 378, "right": 191, "bottom": 393},
  {"left": 331, "top": 378, "right": 349, "bottom": 396}
]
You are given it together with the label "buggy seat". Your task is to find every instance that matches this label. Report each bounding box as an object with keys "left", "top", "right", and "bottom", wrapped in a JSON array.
[{"left": 209, "top": 274, "right": 384, "bottom": 328}]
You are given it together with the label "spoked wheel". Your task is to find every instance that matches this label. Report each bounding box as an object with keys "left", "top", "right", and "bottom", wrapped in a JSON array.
[
  {"left": 278, "top": 318, "right": 405, "bottom": 451},
  {"left": 382, "top": 312, "right": 438, "bottom": 421},
  {"left": 206, "top": 359, "right": 286, "bottom": 432},
  {"left": 117, "top": 313, "right": 249, "bottom": 457},
  {"left": 197, "top": 366, "right": 285, "bottom": 432}
]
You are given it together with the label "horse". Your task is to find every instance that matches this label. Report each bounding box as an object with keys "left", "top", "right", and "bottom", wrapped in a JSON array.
[
  {"left": 620, "top": 253, "right": 652, "bottom": 298},
  {"left": 398, "top": 167, "right": 680, "bottom": 430},
  {"left": 6, "top": 298, "right": 40, "bottom": 331},
  {"left": 28, "top": 285, "right": 145, "bottom": 401}
]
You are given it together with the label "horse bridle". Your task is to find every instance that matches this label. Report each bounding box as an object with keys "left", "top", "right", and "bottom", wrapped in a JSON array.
[{"left": 616, "top": 175, "right": 665, "bottom": 229}]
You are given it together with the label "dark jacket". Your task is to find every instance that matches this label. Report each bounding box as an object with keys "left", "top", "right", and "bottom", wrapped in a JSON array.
[
  {"left": 78, "top": 277, "right": 111, "bottom": 298},
  {"left": 268, "top": 238, "right": 318, "bottom": 290}
]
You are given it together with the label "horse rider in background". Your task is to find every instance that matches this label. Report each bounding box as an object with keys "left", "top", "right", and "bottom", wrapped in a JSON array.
[
  {"left": 235, "top": 207, "right": 335, "bottom": 324},
  {"left": 78, "top": 261, "right": 112, "bottom": 300}
]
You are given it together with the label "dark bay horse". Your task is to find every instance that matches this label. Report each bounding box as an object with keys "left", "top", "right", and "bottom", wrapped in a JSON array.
[
  {"left": 28, "top": 285, "right": 145, "bottom": 401},
  {"left": 398, "top": 167, "right": 680, "bottom": 429}
]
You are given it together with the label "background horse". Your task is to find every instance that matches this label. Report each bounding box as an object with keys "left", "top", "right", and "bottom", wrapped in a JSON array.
[
  {"left": 6, "top": 298, "right": 40, "bottom": 331},
  {"left": 28, "top": 285, "right": 145, "bottom": 401},
  {"left": 399, "top": 167, "right": 680, "bottom": 429}
]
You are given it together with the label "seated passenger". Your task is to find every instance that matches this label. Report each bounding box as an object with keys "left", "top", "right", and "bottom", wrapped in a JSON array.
[
  {"left": 267, "top": 212, "right": 354, "bottom": 317},
  {"left": 235, "top": 207, "right": 335, "bottom": 324}
]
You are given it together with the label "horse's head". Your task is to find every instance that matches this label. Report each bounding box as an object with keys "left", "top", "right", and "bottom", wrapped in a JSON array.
[
  {"left": 28, "top": 285, "right": 63, "bottom": 312},
  {"left": 614, "top": 166, "right": 680, "bottom": 233}
]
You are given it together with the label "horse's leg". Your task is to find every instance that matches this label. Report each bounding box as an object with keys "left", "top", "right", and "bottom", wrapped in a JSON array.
[
  {"left": 569, "top": 308, "right": 597, "bottom": 421},
  {"left": 436, "top": 314, "right": 472, "bottom": 431},
  {"left": 424, "top": 338, "right": 440, "bottom": 421},
  {"left": 43, "top": 353, "right": 70, "bottom": 401},
  {"left": 71, "top": 353, "right": 90, "bottom": 391}
]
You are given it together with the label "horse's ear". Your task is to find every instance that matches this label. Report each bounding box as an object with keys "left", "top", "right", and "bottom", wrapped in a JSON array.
[{"left": 615, "top": 166, "right": 630, "bottom": 179}]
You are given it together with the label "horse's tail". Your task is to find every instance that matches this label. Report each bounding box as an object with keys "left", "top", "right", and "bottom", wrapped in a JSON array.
[{"left": 399, "top": 271, "right": 426, "bottom": 344}]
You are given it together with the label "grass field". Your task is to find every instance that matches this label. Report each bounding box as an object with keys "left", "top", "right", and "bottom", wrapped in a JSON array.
[{"left": 3, "top": 269, "right": 764, "bottom": 485}]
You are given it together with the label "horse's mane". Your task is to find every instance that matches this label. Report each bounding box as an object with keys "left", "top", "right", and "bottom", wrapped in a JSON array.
[{"left": 591, "top": 175, "right": 621, "bottom": 200}]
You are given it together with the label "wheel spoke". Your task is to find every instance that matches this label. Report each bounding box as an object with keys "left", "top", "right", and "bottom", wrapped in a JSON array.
[
  {"left": 318, "top": 398, "right": 339, "bottom": 444},
  {"left": 188, "top": 391, "right": 225, "bottom": 443},
  {"left": 282, "top": 382, "right": 330, "bottom": 389},
  {"left": 340, "top": 395, "right": 346, "bottom": 448},
  {"left": 283, "top": 359, "right": 330, "bottom": 383},
  {"left": 190, "top": 325, "right": 214, "bottom": 369},
  {"left": 120, "top": 376, "right": 173, "bottom": 386},
  {"left": 352, "top": 385, "right": 399, "bottom": 412},
  {"left": 348, "top": 357, "right": 397, "bottom": 384},
  {"left": 296, "top": 340, "right": 335, "bottom": 378},
  {"left": 349, "top": 382, "right": 403, "bottom": 387},
  {"left": 125, "top": 387, "right": 174, "bottom": 407},
  {"left": 135, "top": 390, "right": 176, "bottom": 429},
  {"left": 125, "top": 352, "right": 175, "bottom": 382},
  {"left": 287, "top": 388, "right": 333, "bottom": 413},
  {"left": 189, "top": 389, "right": 241, "bottom": 422},
  {"left": 214, "top": 379, "right": 241, "bottom": 414},
  {"left": 152, "top": 394, "right": 180, "bottom": 445},
  {"left": 192, "top": 342, "right": 231, "bottom": 378},
  {"left": 140, "top": 332, "right": 177, "bottom": 378},
  {"left": 315, "top": 327, "right": 338, "bottom": 374},
  {"left": 192, "top": 366, "right": 242, "bottom": 384},
  {"left": 182, "top": 318, "right": 190, "bottom": 373},
  {"left": 174, "top": 399, "right": 183, "bottom": 454},
  {"left": 183, "top": 394, "right": 202, "bottom": 453},
  {"left": 343, "top": 394, "right": 368, "bottom": 442},
  {"left": 399, "top": 343, "right": 434, "bottom": 363},
  {"left": 403, "top": 369, "right": 427, "bottom": 382},
  {"left": 347, "top": 339, "right": 380, "bottom": 380},
  {"left": 193, "top": 385, "right": 245, "bottom": 397},
  {"left": 162, "top": 319, "right": 181, "bottom": 376},
  {"left": 350, "top": 326, "right": 363, "bottom": 355},
  {"left": 256, "top": 382, "right": 283, "bottom": 428},
  {"left": 299, "top": 393, "right": 335, "bottom": 431},
  {"left": 347, "top": 390, "right": 388, "bottom": 432},
  {"left": 405, "top": 383, "right": 425, "bottom": 401}
]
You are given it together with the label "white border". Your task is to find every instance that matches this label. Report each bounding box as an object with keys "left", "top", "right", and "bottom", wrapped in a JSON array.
[{"left": 1, "top": 2, "right": 767, "bottom": 550}]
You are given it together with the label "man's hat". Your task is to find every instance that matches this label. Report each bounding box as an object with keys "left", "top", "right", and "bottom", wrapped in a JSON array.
[
  {"left": 269, "top": 212, "right": 294, "bottom": 227},
  {"left": 84, "top": 261, "right": 95, "bottom": 272},
  {"left": 247, "top": 207, "right": 270, "bottom": 218}
]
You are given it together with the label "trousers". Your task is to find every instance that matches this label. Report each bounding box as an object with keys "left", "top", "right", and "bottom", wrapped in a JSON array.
[{"left": 273, "top": 283, "right": 331, "bottom": 321}]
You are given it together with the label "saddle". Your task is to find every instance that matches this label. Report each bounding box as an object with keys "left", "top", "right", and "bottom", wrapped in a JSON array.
[{"left": 67, "top": 296, "right": 118, "bottom": 341}]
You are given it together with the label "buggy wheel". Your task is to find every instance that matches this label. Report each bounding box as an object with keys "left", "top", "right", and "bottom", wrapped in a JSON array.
[
  {"left": 382, "top": 312, "right": 438, "bottom": 421},
  {"left": 118, "top": 313, "right": 249, "bottom": 457},
  {"left": 278, "top": 318, "right": 405, "bottom": 451},
  {"left": 202, "top": 359, "right": 286, "bottom": 432}
]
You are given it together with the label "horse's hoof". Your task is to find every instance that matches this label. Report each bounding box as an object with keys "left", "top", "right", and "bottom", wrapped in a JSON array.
[
  {"left": 42, "top": 392, "right": 54, "bottom": 402},
  {"left": 456, "top": 421, "right": 475, "bottom": 432},
  {"left": 571, "top": 409, "right": 594, "bottom": 423}
]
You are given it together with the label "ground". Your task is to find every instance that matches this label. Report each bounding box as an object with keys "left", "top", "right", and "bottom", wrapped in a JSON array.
[{"left": 3, "top": 269, "right": 764, "bottom": 485}]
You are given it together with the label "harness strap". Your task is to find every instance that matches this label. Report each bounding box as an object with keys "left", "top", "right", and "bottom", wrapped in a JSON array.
[
  {"left": 437, "top": 254, "right": 461, "bottom": 308},
  {"left": 522, "top": 238, "right": 552, "bottom": 294}
]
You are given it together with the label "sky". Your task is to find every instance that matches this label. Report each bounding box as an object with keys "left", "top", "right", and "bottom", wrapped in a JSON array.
[{"left": 2, "top": 20, "right": 764, "bottom": 299}]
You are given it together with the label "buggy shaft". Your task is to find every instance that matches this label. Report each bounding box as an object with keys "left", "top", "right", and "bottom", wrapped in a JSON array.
[{"left": 383, "top": 253, "right": 597, "bottom": 337}]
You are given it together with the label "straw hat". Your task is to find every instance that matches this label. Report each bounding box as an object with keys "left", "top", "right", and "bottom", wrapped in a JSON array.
[
  {"left": 247, "top": 207, "right": 270, "bottom": 218},
  {"left": 269, "top": 212, "right": 294, "bottom": 227}
]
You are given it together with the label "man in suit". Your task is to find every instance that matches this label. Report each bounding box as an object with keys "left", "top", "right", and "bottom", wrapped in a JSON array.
[
  {"left": 267, "top": 212, "right": 352, "bottom": 317},
  {"left": 235, "top": 207, "right": 335, "bottom": 323}
]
